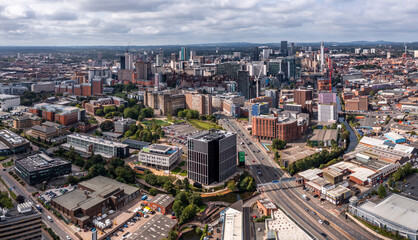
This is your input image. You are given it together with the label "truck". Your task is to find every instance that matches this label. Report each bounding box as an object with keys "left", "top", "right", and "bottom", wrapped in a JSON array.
[{"left": 141, "top": 195, "right": 148, "bottom": 201}]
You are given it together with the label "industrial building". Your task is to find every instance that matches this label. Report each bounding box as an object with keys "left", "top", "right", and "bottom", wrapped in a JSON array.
[
  {"left": 62, "top": 134, "right": 129, "bottom": 159},
  {"left": 15, "top": 153, "right": 71, "bottom": 185},
  {"left": 0, "top": 94, "right": 20, "bottom": 111},
  {"left": 384, "top": 132, "right": 406, "bottom": 144},
  {"left": 138, "top": 144, "right": 182, "bottom": 170},
  {"left": 0, "top": 129, "right": 30, "bottom": 156},
  {"left": 52, "top": 176, "right": 140, "bottom": 227},
  {"left": 147, "top": 194, "right": 175, "bottom": 214},
  {"left": 221, "top": 201, "right": 243, "bottom": 240},
  {"left": 349, "top": 194, "right": 418, "bottom": 240},
  {"left": 0, "top": 203, "right": 42, "bottom": 240},
  {"left": 188, "top": 130, "right": 237, "bottom": 185},
  {"left": 309, "top": 129, "right": 338, "bottom": 146}
]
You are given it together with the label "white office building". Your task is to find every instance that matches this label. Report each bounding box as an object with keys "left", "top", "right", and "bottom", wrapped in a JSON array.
[
  {"left": 318, "top": 103, "right": 337, "bottom": 123},
  {"left": 0, "top": 94, "right": 20, "bottom": 110},
  {"left": 138, "top": 144, "right": 182, "bottom": 170}
]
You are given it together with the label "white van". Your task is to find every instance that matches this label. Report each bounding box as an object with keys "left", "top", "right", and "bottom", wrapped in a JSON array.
[{"left": 47, "top": 216, "right": 53, "bottom": 222}]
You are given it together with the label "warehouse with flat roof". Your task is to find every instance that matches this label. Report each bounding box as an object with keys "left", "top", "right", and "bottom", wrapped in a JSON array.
[{"left": 350, "top": 194, "right": 418, "bottom": 240}]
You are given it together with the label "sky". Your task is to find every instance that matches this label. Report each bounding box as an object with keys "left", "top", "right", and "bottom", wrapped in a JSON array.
[{"left": 0, "top": 0, "right": 417, "bottom": 46}]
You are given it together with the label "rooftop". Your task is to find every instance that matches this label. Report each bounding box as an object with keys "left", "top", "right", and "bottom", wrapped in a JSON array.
[
  {"left": 258, "top": 198, "right": 277, "bottom": 210},
  {"left": 0, "top": 94, "right": 19, "bottom": 100},
  {"left": 148, "top": 194, "right": 175, "bottom": 208},
  {"left": 16, "top": 153, "right": 70, "bottom": 172},
  {"left": 127, "top": 214, "right": 177, "bottom": 240},
  {"left": 359, "top": 194, "right": 418, "bottom": 231},
  {"left": 298, "top": 168, "right": 323, "bottom": 181},
  {"left": 222, "top": 207, "right": 243, "bottom": 240},
  {"left": 67, "top": 133, "right": 128, "bottom": 148},
  {"left": 0, "top": 129, "right": 29, "bottom": 146},
  {"left": 310, "top": 129, "right": 338, "bottom": 142},
  {"left": 327, "top": 185, "right": 351, "bottom": 197},
  {"left": 191, "top": 129, "right": 235, "bottom": 142}
]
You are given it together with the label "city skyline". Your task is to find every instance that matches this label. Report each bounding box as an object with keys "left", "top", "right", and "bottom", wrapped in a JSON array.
[{"left": 0, "top": 0, "right": 417, "bottom": 46}]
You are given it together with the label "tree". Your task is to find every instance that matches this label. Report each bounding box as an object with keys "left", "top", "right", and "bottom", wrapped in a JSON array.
[
  {"left": 103, "top": 106, "right": 117, "bottom": 114},
  {"left": 68, "top": 176, "right": 79, "bottom": 185},
  {"left": 69, "top": 126, "right": 75, "bottom": 132},
  {"left": 272, "top": 139, "right": 286, "bottom": 150},
  {"left": 189, "top": 193, "right": 203, "bottom": 206},
  {"left": 95, "top": 109, "right": 104, "bottom": 116},
  {"left": 100, "top": 120, "right": 114, "bottom": 131},
  {"left": 16, "top": 195, "right": 25, "bottom": 204},
  {"left": 149, "top": 188, "right": 158, "bottom": 196},
  {"left": 378, "top": 184, "right": 387, "bottom": 199},
  {"left": 227, "top": 181, "right": 236, "bottom": 192},
  {"left": 163, "top": 181, "right": 175, "bottom": 195},
  {"left": 180, "top": 204, "right": 199, "bottom": 225},
  {"left": 411, "top": 131, "right": 417, "bottom": 136},
  {"left": 388, "top": 177, "right": 394, "bottom": 187},
  {"left": 369, "top": 90, "right": 375, "bottom": 96},
  {"left": 183, "top": 178, "right": 190, "bottom": 191},
  {"left": 167, "top": 113, "right": 172, "bottom": 121},
  {"left": 124, "top": 130, "right": 133, "bottom": 138},
  {"left": 164, "top": 230, "right": 178, "bottom": 240},
  {"left": 145, "top": 173, "right": 158, "bottom": 186},
  {"left": 186, "top": 111, "right": 193, "bottom": 120},
  {"left": 172, "top": 200, "right": 184, "bottom": 217}
]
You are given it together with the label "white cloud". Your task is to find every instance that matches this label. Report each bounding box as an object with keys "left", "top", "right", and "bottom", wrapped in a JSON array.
[{"left": 0, "top": 0, "right": 416, "bottom": 45}]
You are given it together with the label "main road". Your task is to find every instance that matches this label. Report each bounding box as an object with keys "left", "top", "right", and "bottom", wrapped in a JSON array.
[
  {"left": 0, "top": 166, "right": 75, "bottom": 240},
  {"left": 219, "top": 117, "right": 379, "bottom": 240}
]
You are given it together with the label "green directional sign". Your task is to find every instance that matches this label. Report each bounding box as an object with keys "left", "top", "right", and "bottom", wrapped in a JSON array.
[{"left": 238, "top": 151, "right": 245, "bottom": 166}]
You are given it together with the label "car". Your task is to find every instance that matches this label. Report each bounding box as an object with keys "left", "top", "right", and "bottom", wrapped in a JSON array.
[
  {"left": 2, "top": 169, "right": 5, "bottom": 171},
  {"left": 323, "top": 220, "right": 330, "bottom": 225},
  {"left": 171, "top": 216, "right": 177, "bottom": 219},
  {"left": 312, "top": 211, "right": 316, "bottom": 215},
  {"left": 252, "top": 160, "right": 255, "bottom": 163},
  {"left": 304, "top": 208, "right": 309, "bottom": 212},
  {"left": 320, "top": 233, "right": 327, "bottom": 237},
  {"left": 47, "top": 216, "right": 53, "bottom": 222},
  {"left": 411, "top": 186, "right": 415, "bottom": 189},
  {"left": 66, "top": 236, "right": 71, "bottom": 240},
  {"left": 313, "top": 194, "right": 319, "bottom": 198},
  {"left": 318, "top": 220, "right": 323, "bottom": 224}
]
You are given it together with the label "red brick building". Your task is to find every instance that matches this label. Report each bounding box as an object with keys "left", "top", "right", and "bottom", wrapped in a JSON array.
[
  {"left": 147, "top": 194, "right": 175, "bottom": 214},
  {"left": 345, "top": 96, "right": 368, "bottom": 111}
]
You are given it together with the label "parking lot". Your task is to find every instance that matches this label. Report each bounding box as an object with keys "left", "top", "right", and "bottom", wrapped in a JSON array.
[
  {"left": 38, "top": 185, "right": 76, "bottom": 203},
  {"left": 163, "top": 123, "right": 203, "bottom": 146}
]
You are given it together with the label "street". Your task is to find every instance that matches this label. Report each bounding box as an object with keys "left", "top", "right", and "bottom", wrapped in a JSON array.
[
  {"left": 220, "top": 116, "right": 378, "bottom": 240},
  {"left": 0, "top": 165, "right": 75, "bottom": 240}
]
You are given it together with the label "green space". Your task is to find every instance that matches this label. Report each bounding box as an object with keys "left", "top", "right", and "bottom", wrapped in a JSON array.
[
  {"left": 2, "top": 160, "right": 13, "bottom": 167},
  {"left": 171, "top": 167, "right": 182, "bottom": 174},
  {"left": 179, "top": 170, "right": 188, "bottom": 176},
  {"left": 142, "top": 119, "right": 170, "bottom": 127},
  {"left": 188, "top": 119, "right": 223, "bottom": 130},
  {"left": 178, "top": 161, "right": 186, "bottom": 167},
  {"left": 0, "top": 156, "right": 8, "bottom": 161},
  {"left": 199, "top": 204, "right": 207, "bottom": 212}
]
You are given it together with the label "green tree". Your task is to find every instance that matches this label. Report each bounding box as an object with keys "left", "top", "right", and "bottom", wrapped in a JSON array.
[
  {"left": 172, "top": 200, "right": 184, "bottom": 217},
  {"left": 100, "top": 120, "right": 114, "bottom": 131},
  {"left": 180, "top": 204, "right": 199, "bottom": 225},
  {"left": 163, "top": 181, "right": 175, "bottom": 195},
  {"left": 183, "top": 178, "right": 190, "bottom": 192},
  {"left": 149, "top": 188, "right": 158, "bottom": 196},
  {"left": 103, "top": 106, "right": 117, "bottom": 114},
  {"left": 95, "top": 109, "right": 104, "bottom": 116},
  {"left": 378, "top": 184, "right": 387, "bottom": 199},
  {"left": 124, "top": 130, "right": 133, "bottom": 137},
  {"left": 227, "top": 181, "right": 236, "bottom": 192},
  {"left": 163, "top": 230, "right": 178, "bottom": 240},
  {"left": 189, "top": 193, "right": 203, "bottom": 206}
]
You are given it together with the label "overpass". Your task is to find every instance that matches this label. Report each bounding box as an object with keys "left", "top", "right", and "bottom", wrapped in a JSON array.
[{"left": 257, "top": 177, "right": 302, "bottom": 189}]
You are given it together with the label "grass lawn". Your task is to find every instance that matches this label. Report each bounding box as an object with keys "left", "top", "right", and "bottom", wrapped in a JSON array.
[
  {"left": 1, "top": 161, "right": 13, "bottom": 167},
  {"left": 179, "top": 170, "right": 187, "bottom": 176},
  {"left": 265, "top": 144, "right": 274, "bottom": 152},
  {"left": 178, "top": 161, "right": 186, "bottom": 167},
  {"left": 0, "top": 156, "right": 8, "bottom": 161},
  {"left": 142, "top": 119, "right": 171, "bottom": 127},
  {"left": 167, "top": 119, "right": 185, "bottom": 124},
  {"left": 171, "top": 167, "right": 182, "bottom": 174},
  {"left": 188, "top": 119, "right": 223, "bottom": 131}
]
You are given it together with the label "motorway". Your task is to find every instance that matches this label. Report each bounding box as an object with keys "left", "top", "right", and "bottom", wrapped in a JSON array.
[
  {"left": 0, "top": 166, "right": 74, "bottom": 240},
  {"left": 219, "top": 116, "right": 379, "bottom": 240}
]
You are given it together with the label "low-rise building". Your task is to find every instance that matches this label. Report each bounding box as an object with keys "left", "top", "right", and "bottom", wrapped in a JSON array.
[
  {"left": 349, "top": 194, "right": 418, "bottom": 240},
  {"left": 12, "top": 115, "right": 42, "bottom": 129},
  {"left": 15, "top": 153, "right": 71, "bottom": 185},
  {"left": 147, "top": 194, "right": 175, "bottom": 214},
  {"left": 0, "top": 129, "right": 30, "bottom": 156},
  {"left": 121, "top": 139, "right": 150, "bottom": 150},
  {"left": 309, "top": 129, "right": 338, "bottom": 147},
  {"left": 30, "top": 125, "right": 58, "bottom": 140},
  {"left": 52, "top": 176, "right": 140, "bottom": 227},
  {"left": 62, "top": 134, "right": 129, "bottom": 159},
  {"left": 0, "top": 94, "right": 20, "bottom": 111},
  {"left": 114, "top": 118, "right": 136, "bottom": 134},
  {"left": 345, "top": 96, "right": 368, "bottom": 112},
  {"left": 323, "top": 168, "right": 344, "bottom": 184},
  {"left": 138, "top": 144, "right": 182, "bottom": 170},
  {"left": 257, "top": 198, "right": 277, "bottom": 216},
  {"left": 325, "top": 185, "right": 351, "bottom": 205}
]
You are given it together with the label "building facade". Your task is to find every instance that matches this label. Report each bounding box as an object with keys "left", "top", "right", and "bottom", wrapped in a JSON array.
[
  {"left": 138, "top": 144, "right": 182, "bottom": 170},
  {"left": 188, "top": 130, "right": 237, "bottom": 185}
]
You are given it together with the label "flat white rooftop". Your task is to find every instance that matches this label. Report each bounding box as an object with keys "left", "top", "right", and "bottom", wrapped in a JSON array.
[{"left": 222, "top": 208, "right": 242, "bottom": 240}]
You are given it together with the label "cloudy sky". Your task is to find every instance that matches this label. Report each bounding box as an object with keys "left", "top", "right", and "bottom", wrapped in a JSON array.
[{"left": 0, "top": 0, "right": 417, "bottom": 46}]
